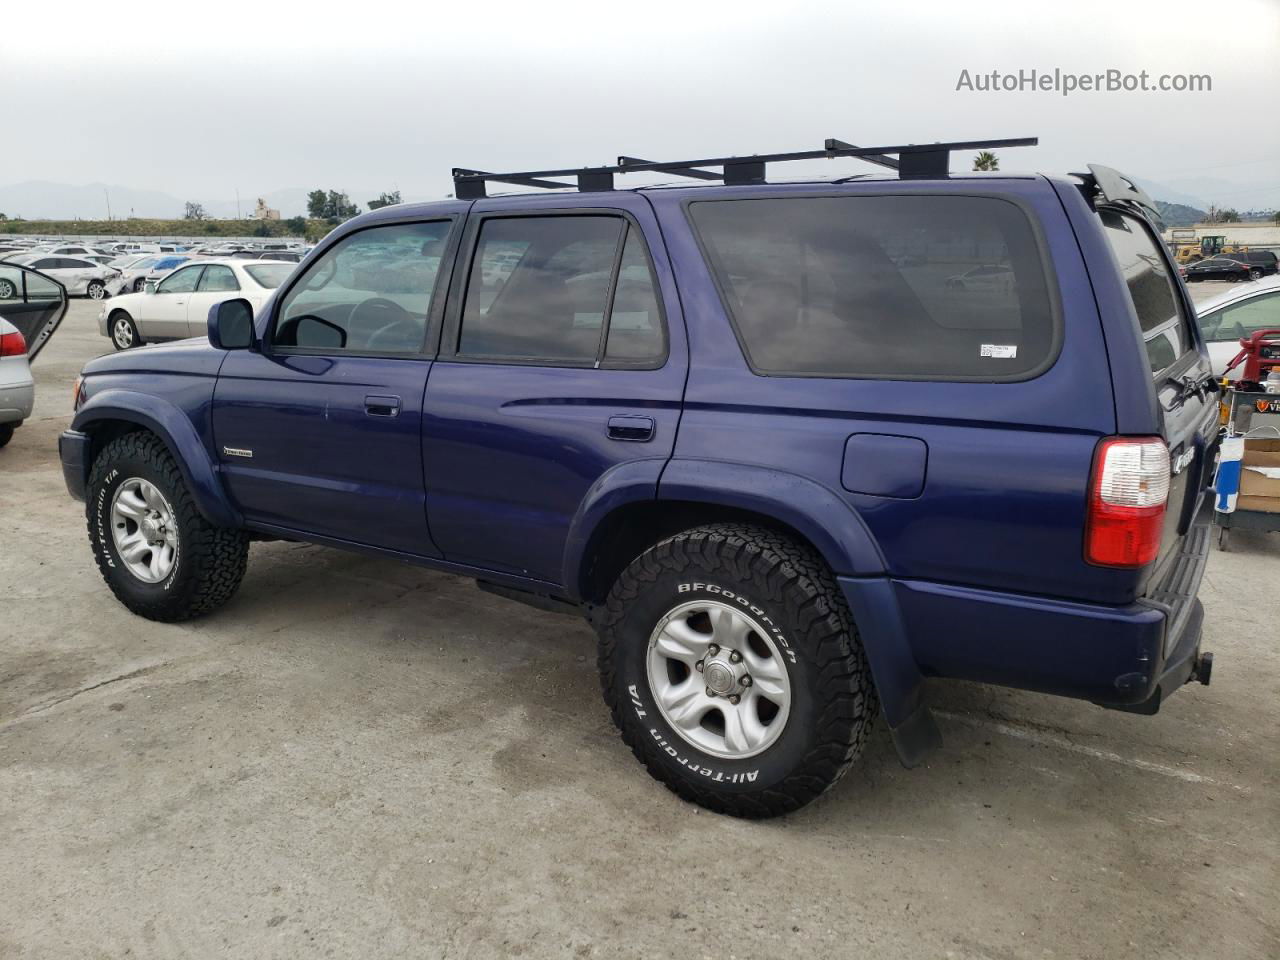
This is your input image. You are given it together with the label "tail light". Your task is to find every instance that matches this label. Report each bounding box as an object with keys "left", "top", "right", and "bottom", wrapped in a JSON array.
[
  {"left": 1085, "top": 437, "right": 1170, "bottom": 568},
  {"left": 0, "top": 329, "right": 27, "bottom": 356}
]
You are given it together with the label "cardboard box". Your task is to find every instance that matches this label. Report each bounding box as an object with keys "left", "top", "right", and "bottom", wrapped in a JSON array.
[{"left": 1238, "top": 438, "right": 1280, "bottom": 508}]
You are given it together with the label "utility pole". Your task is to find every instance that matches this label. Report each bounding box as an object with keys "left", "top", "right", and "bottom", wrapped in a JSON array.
[
  {"left": 104, "top": 186, "right": 112, "bottom": 221},
  {"left": 236, "top": 187, "right": 241, "bottom": 220}
]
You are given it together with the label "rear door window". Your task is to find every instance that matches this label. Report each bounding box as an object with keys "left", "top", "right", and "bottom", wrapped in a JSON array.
[
  {"left": 1099, "top": 210, "right": 1193, "bottom": 375},
  {"left": 689, "top": 195, "right": 1056, "bottom": 379},
  {"left": 457, "top": 215, "right": 665, "bottom": 365}
]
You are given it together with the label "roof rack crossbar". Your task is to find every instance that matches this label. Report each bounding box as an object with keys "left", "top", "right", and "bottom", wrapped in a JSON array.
[{"left": 452, "top": 137, "right": 1038, "bottom": 197}]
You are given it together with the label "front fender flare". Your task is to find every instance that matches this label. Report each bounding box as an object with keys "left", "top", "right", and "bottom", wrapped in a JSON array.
[{"left": 71, "top": 389, "right": 241, "bottom": 528}]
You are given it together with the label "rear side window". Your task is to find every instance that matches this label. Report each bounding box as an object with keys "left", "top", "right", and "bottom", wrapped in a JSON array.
[
  {"left": 689, "top": 195, "right": 1056, "bottom": 379},
  {"left": 458, "top": 216, "right": 665, "bottom": 365},
  {"left": 1099, "top": 210, "right": 1192, "bottom": 375}
]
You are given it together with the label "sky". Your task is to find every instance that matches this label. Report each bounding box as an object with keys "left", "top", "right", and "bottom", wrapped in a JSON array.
[{"left": 1, "top": 0, "right": 1277, "bottom": 212}]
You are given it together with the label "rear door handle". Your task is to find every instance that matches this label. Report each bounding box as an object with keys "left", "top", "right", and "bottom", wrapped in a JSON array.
[
  {"left": 607, "top": 415, "right": 654, "bottom": 442},
  {"left": 365, "top": 394, "right": 401, "bottom": 417}
]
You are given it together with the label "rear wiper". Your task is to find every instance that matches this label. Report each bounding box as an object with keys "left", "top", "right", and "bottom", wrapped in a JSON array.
[{"left": 1161, "top": 370, "right": 1219, "bottom": 406}]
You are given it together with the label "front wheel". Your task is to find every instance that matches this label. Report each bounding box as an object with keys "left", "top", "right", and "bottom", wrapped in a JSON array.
[
  {"left": 0, "top": 423, "right": 14, "bottom": 448},
  {"left": 87, "top": 279, "right": 107, "bottom": 300},
  {"left": 110, "top": 311, "right": 140, "bottom": 350},
  {"left": 597, "top": 523, "right": 877, "bottom": 818},
  {"left": 87, "top": 432, "right": 249, "bottom": 621},
  {"left": 0, "top": 278, "right": 15, "bottom": 299}
]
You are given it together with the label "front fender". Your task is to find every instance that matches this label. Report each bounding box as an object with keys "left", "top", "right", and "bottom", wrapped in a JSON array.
[
  {"left": 657, "top": 458, "right": 886, "bottom": 576},
  {"left": 71, "top": 389, "right": 242, "bottom": 528}
]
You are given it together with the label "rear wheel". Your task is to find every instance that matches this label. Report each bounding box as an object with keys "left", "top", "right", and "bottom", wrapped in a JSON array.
[
  {"left": 133, "top": 277, "right": 146, "bottom": 293},
  {"left": 0, "top": 423, "right": 14, "bottom": 448},
  {"left": 0, "top": 278, "right": 15, "bottom": 299},
  {"left": 87, "top": 279, "right": 107, "bottom": 300},
  {"left": 87, "top": 433, "right": 249, "bottom": 621},
  {"left": 597, "top": 523, "right": 876, "bottom": 818},
  {"left": 1249, "top": 268, "right": 1263, "bottom": 281}
]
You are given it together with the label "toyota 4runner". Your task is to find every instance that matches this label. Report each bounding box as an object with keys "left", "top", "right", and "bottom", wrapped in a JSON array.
[{"left": 59, "top": 138, "right": 1218, "bottom": 817}]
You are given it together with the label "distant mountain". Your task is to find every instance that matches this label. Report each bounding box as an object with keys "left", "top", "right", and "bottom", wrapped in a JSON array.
[
  {"left": 1135, "top": 176, "right": 1276, "bottom": 212},
  {"left": 1153, "top": 200, "right": 1208, "bottom": 228},
  {"left": 0, "top": 180, "right": 185, "bottom": 220}
]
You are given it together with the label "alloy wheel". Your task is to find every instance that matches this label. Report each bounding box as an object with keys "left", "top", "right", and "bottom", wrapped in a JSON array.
[
  {"left": 646, "top": 599, "right": 792, "bottom": 759},
  {"left": 109, "top": 477, "right": 178, "bottom": 583}
]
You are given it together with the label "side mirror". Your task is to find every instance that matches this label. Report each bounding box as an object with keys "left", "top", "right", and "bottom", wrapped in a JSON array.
[
  {"left": 209, "top": 298, "right": 256, "bottom": 351},
  {"left": 144, "top": 281, "right": 157, "bottom": 294}
]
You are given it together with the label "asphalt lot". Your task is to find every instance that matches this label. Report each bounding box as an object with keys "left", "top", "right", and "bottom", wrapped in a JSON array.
[{"left": 2, "top": 287, "right": 1277, "bottom": 960}]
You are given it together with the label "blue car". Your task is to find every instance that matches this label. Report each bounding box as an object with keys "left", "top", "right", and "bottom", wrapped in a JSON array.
[{"left": 58, "top": 140, "right": 1219, "bottom": 817}]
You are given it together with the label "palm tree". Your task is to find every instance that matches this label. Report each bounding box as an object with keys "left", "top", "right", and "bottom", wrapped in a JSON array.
[{"left": 972, "top": 151, "right": 999, "bottom": 172}]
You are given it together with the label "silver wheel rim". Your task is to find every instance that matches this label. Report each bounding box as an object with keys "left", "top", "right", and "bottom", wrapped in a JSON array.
[
  {"left": 109, "top": 478, "right": 178, "bottom": 583},
  {"left": 112, "top": 317, "right": 133, "bottom": 348},
  {"left": 646, "top": 599, "right": 792, "bottom": 760},
  {"left": 89, "top": 282, "right": 104, "bottom": 299},
  {"left": 0, "top": 280, "right": 13, "bottom": 298}
]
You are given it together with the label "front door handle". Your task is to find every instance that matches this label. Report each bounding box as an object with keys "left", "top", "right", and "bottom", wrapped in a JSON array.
[
  {"left": 607, "top": 415, "right": 654, "bottom": 442},
  {"left": 365, "top": 394, "right": 401, "bottom": 417}
]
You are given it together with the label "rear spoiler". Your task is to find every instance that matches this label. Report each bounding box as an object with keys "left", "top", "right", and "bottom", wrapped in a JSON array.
[{"left": 1071, "top": 164, "right": 1166, "bottom": 232}]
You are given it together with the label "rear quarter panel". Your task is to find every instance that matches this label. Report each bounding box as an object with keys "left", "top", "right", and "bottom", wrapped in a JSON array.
[{"left": 648, "top": 178, "right": 1128, "bottom": 604}]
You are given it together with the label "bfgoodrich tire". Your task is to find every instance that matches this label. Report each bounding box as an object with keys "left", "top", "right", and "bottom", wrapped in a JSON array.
[
  {"left": 597, "top": 523, "right": 877, "bottom": 818},
  {"left": 87, "top": 433, "right": 249, "bottom": 622}
]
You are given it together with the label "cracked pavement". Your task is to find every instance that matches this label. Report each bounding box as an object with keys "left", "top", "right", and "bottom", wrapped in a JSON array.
[{"left": 0, "top": 297, "right": 1277, "bottom": 960}]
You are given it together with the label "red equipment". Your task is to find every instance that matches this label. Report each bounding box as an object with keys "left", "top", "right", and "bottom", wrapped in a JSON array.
[{"left": 1223, "top": 328, "right": 1280, "bottom": 390}]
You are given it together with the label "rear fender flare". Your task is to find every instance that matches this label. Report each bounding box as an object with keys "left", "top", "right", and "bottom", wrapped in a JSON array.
[
  {"left": 71, "top": 389, "right": 241, "bottom": 528},
  {"left": 656, "top": 458, "right": 887, "bottom": 576}
]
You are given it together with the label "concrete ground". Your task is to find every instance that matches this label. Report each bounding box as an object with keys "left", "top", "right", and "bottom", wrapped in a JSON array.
[{"left": 1, "top": 289, "right": 1277, "bottom": 960}]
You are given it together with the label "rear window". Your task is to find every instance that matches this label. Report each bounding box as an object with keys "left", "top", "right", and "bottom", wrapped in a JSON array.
[
  {"left": 689, "top": 195, "right": 1056, "bottom": 379},
  {"left": 244, "top": 263, "right": 293, "bottom": 288},
  {"left": 1099, "top": 210, "right": 1192, "bottom": 375}
]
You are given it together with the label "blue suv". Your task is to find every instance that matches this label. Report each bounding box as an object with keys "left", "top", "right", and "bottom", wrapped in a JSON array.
[{"left": 59, "top": 140, "right": 1218, "bottom": 817}]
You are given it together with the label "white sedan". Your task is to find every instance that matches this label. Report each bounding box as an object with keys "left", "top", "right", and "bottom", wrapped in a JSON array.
[
  {"left": 5, "top": 254, "right": 119, "bottom": 300},
  {"left": 1195, "top": 275, "right": 1280, "bottom": 376},
  {"left": 99, "top": 259, "right": 296, "bottom": 350}
]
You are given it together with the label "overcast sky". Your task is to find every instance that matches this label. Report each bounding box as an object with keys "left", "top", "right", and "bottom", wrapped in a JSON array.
[{"left": 1, "top": 0, "right": 1277, "bottom": 209}]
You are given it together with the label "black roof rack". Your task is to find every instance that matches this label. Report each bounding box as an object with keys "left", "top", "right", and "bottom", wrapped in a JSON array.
[{"left": 452, "top": 137, "right": 1038, "bottom": 199}]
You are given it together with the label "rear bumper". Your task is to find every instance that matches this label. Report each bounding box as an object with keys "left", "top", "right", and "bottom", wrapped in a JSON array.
[
  {"left": 848, "top": 519, "right": 1212, "bottom": 712},
  {"left": 0, "top": 380, "right": 34, "bottom": 423},
  {"left": 59, "top": 428, "right": 90, "bottom": 501}
]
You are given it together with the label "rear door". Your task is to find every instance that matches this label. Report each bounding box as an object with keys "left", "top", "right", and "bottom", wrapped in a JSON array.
[
  {"left": 422, "top": 194, "right": 686, "bottom": 583},
  {"left": 1097, "top": 209, "right": 1218, "bottom": 571}
]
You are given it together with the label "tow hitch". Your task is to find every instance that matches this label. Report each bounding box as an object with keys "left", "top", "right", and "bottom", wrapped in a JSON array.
[{"left": 1189, "top": 651, "right": 1214, "bottom": 686}]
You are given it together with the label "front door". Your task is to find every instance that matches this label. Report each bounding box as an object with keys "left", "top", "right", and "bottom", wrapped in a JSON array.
[
  {"left": 422, "top": 195, "right": 687, "bottom": 583},
  {"left": 139, "top": 263, "right": 204, "bottom": 340},
  {"left": 185, "top": 262, "right": 241, "bottom": 337},
  {"left": 212, "top": 216, "right": 459, "bottom": 556}
]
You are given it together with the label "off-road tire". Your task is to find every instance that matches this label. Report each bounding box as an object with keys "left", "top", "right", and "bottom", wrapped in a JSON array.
[
  {"left": 87, "top": 432, "right": 248, "bottom": 622},
  {"left": 597, "top": 523, "right": 877, "bottom": 818}
]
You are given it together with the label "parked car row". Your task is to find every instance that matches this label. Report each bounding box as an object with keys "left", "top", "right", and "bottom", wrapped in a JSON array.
[{"left": 1184, "top": 250, "right": 1278, "bottom": 283}]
